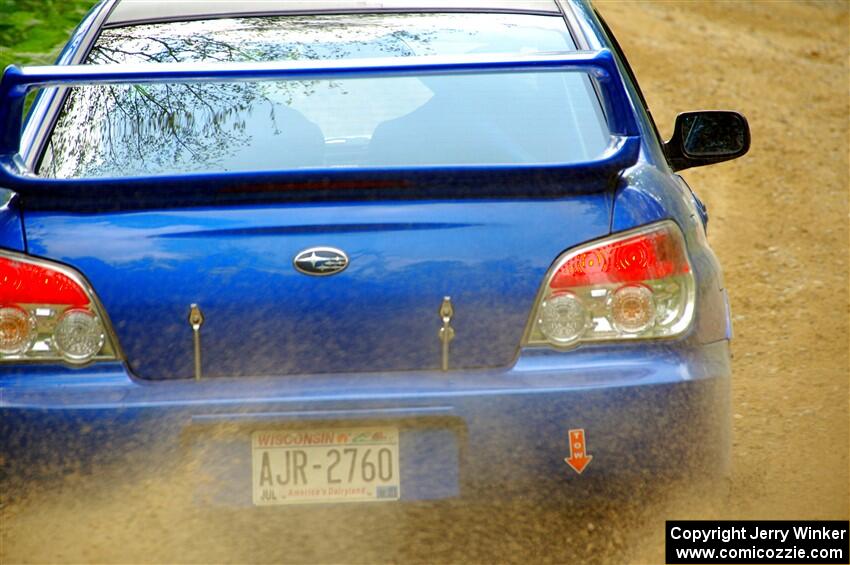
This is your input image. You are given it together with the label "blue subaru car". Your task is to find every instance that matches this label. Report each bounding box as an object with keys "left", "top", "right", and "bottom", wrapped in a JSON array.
[{"left": 1, "top": 0, "right": 748, "bottom": 535}]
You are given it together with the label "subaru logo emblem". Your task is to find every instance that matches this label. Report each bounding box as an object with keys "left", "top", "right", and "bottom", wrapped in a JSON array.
[{"left": 293, "top": 247, "right": 349, "bottom": 276}]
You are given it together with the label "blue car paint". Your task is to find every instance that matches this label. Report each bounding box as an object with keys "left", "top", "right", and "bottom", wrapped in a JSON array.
[
  {"left": 1, "top": 341, "right": 730, "bottom": 504},
  {"left": 0, "top": 189, "right": 25, "bottom": 251},
  {"left": 25, "top": 197, "right": 614, "bottom": 379},
  {"left": 1, "top": 0, "right": 733, "bottom": 508}
]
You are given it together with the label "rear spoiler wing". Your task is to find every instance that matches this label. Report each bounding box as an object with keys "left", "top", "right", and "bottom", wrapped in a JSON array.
[{"left": 0, "top": 49, "right": 641, "bottom": 209}]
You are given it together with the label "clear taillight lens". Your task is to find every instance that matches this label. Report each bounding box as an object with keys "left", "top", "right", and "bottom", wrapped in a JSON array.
[
  {"left": 525, "top": 221, "right": 695, "bottom": 348},
  {"left": 0, "top": 250, "right": 119, "bottom": 365}
]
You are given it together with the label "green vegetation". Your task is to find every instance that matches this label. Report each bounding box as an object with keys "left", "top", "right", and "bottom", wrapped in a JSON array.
[{"left": 0, "top": 0, "right": 98, "bottom": 69}]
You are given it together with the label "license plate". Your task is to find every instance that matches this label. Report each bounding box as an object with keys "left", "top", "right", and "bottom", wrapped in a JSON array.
[{"left": 251, "top": 427, "right": 401, "bottom": 506}]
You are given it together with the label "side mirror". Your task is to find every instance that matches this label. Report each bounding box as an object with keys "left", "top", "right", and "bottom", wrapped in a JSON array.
[{"left": 664, "top": 110, "right": 750, "bottom": 172}]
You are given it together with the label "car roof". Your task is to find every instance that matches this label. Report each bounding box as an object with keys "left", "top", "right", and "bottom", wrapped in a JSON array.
[{"left": 104, "top": 0, "right": 564, "bottom": 27}]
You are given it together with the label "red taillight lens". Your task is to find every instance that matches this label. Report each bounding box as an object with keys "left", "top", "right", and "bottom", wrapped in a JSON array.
[
  {"left": 550, "top": 229, "right": 690, "bottom": 289},
  {"left": 0, "top": 251, "right": 117, "bottom": 364},
  {"left": 526, "top": 221, "right": 695, "bottom": 348},
  {"left": 0, "top": 258, "right": 90, "bottom": 306}
]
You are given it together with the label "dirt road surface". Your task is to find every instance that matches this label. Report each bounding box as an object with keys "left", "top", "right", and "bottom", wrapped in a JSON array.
[
  {"left": 1, "top": 2, "right": 848, "bottom": 564},
  {"left": 594, "top": 0, "right": 849, "bottom": 558}
]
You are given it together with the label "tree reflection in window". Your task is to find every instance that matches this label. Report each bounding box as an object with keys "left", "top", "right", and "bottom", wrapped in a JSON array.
[{"left": 38, "top": 14, "right": 587, "bottom": 178}]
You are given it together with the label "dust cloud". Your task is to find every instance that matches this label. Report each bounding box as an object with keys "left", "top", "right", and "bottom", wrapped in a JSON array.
[
  {"left": 596, "top": 0, "right": 850, "bottom": 560},
  {"left": 2, "top": 1, "right": 848, "bottom": 563}
]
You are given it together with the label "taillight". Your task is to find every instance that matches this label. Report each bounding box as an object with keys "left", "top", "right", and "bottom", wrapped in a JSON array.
[
  {"left": 0, "top": 251, "right": 119, "bottom": 365},
  {"left": 525, "top": 221, "right": 695, "bottom": 348}
]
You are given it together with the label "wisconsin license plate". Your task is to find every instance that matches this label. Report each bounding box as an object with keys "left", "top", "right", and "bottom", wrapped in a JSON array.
[{"left": 251, "top": 427, "right": 401, "bottom": 506}]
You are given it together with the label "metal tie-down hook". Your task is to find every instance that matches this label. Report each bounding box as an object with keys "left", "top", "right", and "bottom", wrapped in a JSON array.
[
  {"left": 188, "top": 304, "right": 204, "bottom": 381},
  {"left": 438, "top": 296, "right": 455, "bottom": 372}
]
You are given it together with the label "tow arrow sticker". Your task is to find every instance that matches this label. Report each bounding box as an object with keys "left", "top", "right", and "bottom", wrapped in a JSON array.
[{"left": 565, "top": 429, "right": 592, "bottom": 474}]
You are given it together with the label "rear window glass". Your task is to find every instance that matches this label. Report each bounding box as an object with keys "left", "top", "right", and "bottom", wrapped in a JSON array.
[{"left": 38, "top": 14, "right": 610, "bottom": 179}]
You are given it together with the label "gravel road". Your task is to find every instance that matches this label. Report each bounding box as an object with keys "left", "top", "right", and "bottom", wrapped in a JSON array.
[
  {"left": 2, "top": 2, "right": 847, "bottom": 563},
  {"left": 595, "top": 0, "right": 849, "bottom": 559}
]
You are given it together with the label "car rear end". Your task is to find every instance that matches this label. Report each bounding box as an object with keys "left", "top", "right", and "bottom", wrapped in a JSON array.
[{"left": 0, "top": 1, "right": 732, "bottom": 548}]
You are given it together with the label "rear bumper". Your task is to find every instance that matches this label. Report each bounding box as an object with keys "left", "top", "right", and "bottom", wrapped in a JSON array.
[{"left": 1, "top": 341, "right": 731, "bottom": 507}]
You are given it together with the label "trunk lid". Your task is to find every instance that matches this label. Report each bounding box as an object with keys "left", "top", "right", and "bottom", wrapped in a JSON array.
[{"left": 24, "top": 196, "right": 611, "bottom": 379}]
